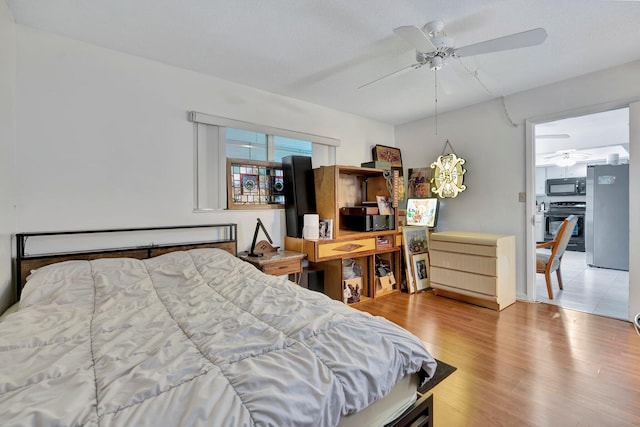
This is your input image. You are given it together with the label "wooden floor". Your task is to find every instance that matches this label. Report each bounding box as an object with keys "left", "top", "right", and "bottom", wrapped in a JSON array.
[{"left": 354, "top": 291, "right": 640, "bottom": 427}]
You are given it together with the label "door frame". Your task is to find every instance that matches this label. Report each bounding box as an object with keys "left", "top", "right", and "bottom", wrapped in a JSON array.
[{"left": 525, "top": 101, "right": 632, "bottom": 304}]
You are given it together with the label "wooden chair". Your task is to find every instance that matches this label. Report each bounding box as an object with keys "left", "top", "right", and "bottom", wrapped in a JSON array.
[{"left": 536, "top": 215, "right": 578, "bottom": 299}]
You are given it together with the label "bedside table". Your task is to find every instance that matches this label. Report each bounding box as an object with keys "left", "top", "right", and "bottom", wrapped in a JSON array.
[{"left": 238, "top": 250, "right": 305, "bottom": 283}]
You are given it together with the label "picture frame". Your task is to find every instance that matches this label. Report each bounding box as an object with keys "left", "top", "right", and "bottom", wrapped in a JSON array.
[
  {"left": 412, "top": 252, "right": 430, "bottom": 292},
  {"left": 407, "top": 167, "right": 430, "bottom": 198},
  {"left": 406, "top": 198, "right": 439, "bottom": 228},
  {"left": 403, "top": 226, "right": 430, "bottom": 255},
  {"left": 402, "top": 225, "right": 430, "bottom": 293},
  {"left": 372, "top": 144, "right": 403, "bottom": 168},
  {"left": 319, "top": 219, "right": 333, "bottom": 239},
  {"left": 376, "top": 195, "right": 392, "bottom": 215}
]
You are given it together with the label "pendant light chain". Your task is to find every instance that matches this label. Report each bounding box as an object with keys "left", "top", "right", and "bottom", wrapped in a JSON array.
[{"left": 434, "top": 70, "right": 439, "bottom": 135}]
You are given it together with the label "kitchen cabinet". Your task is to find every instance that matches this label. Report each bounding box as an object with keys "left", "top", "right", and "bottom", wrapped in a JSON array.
[
  {"left": 545, "top": 166, "right": 566, "bottom": 179},
  {"left": 566, "top": 163, "right": 587, "bottom": 177},
  {"left": 544, "top": 164, "right": 587, "bottom": 180},
  {"left": 535, "top": 167, "right": 546, "bottom": 195},
  {"left": 535, "top": 214, "right": 545, "bottom": 242}
]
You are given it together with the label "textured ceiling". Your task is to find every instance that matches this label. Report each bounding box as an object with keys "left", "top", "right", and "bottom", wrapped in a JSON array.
[{"left": 7, "top": 0, "right": 640, "bottom": 127}]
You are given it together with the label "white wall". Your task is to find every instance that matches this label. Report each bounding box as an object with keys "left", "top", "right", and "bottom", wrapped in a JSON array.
[
  {"left": 630, "top": 102, "right": 639, "bottom": 321},
  {"left": 0, "top": 1, "right": 16, "bottom": 313},
  {"left": 10, "top": 26, "right": 394, "bottom": 305},
  {"left": 396, "top": 61, "right": 640, "bottom": 319}
]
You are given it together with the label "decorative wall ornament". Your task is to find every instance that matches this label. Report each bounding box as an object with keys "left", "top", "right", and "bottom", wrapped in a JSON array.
[{"left": 430, "top": 140, "right": 467, "bottom": 198}]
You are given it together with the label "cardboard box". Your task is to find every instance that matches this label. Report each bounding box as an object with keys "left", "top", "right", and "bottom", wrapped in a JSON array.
[{"left": 377, "top": 273, "right": 396, "bottom": 290}]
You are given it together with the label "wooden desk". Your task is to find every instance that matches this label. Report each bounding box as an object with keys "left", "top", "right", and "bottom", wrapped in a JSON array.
[{"left": 238, "top": 250, "right": 305, "bottom": 283}]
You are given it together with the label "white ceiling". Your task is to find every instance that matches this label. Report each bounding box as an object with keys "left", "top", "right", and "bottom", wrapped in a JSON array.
[
  {"left": 535, "top": 107, "right": 630, "bottom": 167},
  {"left": 6, "top": 0, "right": 640, "bottom": 126}
]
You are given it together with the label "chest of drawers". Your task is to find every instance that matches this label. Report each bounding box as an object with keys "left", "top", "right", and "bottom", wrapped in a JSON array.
[{"left": 429, "top": 231, "right": 516, "bottom": 311}]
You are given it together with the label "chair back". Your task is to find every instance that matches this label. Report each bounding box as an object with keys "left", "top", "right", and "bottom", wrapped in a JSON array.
[{"left": 551, "top": 215, "right": 578, "bottom": 261}]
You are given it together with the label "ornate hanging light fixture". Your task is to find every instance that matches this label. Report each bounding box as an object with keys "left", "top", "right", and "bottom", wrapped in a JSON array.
[{"left": 430, "top": 140, "right": 467, "bottom": 198}]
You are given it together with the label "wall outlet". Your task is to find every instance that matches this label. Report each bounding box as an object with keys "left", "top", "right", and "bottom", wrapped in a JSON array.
[{"left": 518, "top": 192, "right": 526, "bottom": 202}]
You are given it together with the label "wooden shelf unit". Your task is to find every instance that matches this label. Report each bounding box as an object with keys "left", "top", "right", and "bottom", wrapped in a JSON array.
[
  {"left": 314, "top": 165, "right": 395, "bottom": 237},
  {"left": 286, "top": 165, "right": 401, "bottom": 304}
]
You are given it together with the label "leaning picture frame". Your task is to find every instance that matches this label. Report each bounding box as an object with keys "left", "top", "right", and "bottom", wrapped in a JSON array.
[
  {"left": 412, "top": 252, "right": 430, "bottom": 292},
  {"left": 402, "top": 225, "right": 430, "bottom": 293},
  {"left": 372, "top": 145, "right": 403, "bottom": 168}
]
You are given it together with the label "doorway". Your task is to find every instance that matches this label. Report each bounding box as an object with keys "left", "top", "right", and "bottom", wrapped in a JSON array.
[{"left": 531, "top": 107, "right": 630, "bottom": 320}]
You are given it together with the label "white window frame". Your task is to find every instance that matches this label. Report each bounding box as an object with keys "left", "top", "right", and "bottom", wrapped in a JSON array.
[{"left": 189, "top": 111, "right": 339, "bottom": 211}]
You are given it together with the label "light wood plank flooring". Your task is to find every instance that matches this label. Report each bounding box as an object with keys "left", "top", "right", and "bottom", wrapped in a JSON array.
[{"left": 354, "top": 291, "right": 640, "bottom": 427}]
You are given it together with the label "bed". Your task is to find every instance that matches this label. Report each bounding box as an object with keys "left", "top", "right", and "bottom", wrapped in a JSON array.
[{"left": 1, "top": 224, "right": 437, "bottom": 426}]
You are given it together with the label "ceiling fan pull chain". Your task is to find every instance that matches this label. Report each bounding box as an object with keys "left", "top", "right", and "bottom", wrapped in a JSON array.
[{"left": 434, "top": 70, "right": 439, "bottom": 135}]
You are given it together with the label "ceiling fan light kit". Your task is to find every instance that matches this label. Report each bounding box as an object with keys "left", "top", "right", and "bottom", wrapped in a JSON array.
[
  {"left": 430, "top": 56, "right": 443, "bottom": 71},
  {"left": 361, "top": 20, "right": 547, "bottom": 89},
  {"left": 555, "top": 154, "right": 577, "bottom": 167}
]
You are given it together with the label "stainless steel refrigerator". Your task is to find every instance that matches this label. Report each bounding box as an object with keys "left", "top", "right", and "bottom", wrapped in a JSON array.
[{"left": 586, "top": 164, "right": 629, "bottom": 270}]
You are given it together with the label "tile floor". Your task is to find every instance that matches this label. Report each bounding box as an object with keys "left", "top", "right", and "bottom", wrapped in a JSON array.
[{"left": 535, "top": 249, "right": 629, "bottom": 320}]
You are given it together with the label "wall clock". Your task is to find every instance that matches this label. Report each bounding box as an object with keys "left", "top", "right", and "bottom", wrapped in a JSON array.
[{"left": 430, "top": 152, "right": 467, "bottom": 198}]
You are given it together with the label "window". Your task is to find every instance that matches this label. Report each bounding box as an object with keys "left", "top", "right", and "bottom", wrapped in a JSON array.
[
  {"left": 189, "top": 112, "right": 338, "bottom": 210},
  {"left": 225, "top": 128, "right": 313, "bottom": 162}
]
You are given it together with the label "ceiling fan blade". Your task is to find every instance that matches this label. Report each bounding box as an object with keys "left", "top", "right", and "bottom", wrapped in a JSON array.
[
  {"left": 393, "top": 25, "right": 436, "bottom": 53},
  {"left": 435, "top": 66, "right": 464, "bottom": 95},
  {"left": 454, "top": 27, "right": 547, "bottom": 58},
  {"left": 358, "top": 63, "right": 422, "bottom": 89},
  {"left": 536, "top": 134, "right": 570, "bottom": 139}
]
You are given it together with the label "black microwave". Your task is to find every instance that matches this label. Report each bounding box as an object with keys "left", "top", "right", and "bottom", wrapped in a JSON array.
[{"left": 546, "top": 177, "right": 586, "bottom": 196}]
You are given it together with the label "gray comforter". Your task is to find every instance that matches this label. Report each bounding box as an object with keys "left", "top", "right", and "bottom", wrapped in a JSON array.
[{"left": 0, "top": 249, "right": 436, "bottom": 426}]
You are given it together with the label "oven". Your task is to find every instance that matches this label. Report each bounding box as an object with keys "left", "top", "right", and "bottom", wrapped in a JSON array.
[{"left": 544, "top": 201, "right": 586, "bottom": 252}]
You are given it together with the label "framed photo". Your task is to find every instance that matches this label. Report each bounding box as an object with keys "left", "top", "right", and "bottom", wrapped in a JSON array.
[
  {"left": 372, "top": 145, "right": 403, "bottom": 168},
  {"left": 412, "top": 253, "right": 430, "bottom": 291},
  {"left": 406, "top": 198, "right": 439, "bottom": 228},
  {"left": 407, "top": 167, "right": 430, "bottom": 198},
  {"left": 402, "top": 225, "right": 430, "bottom": 293},
  {"left": 319, "top": 219, "right": 333, "bottom": 239},
  {"left": 376, "top": 195, "right": 392, "bottom": 215},
  {"left": 403, "top": 226, "right": 429, "bottom": 255}
]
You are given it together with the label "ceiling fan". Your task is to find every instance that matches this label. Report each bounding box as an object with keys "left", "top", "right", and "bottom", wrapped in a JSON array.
[
  {"left": 359, "top": 21, "right": 547, "bottom": 89},
  {"left": 543, "top": 149, "right": 591, "bottom": 167}
]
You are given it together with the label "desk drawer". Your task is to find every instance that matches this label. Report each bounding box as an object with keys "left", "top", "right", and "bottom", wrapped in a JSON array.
[
  {"left": 262, "top": 259, "right": 300, "bottom": 276},
  {"left": 317, "top": 238, "right": 376, "bottom": 259}
]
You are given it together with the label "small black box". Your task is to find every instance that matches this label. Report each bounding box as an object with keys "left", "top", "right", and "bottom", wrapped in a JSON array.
[{"left": 341, "top": 214, "right": 394, "bottom": 232}]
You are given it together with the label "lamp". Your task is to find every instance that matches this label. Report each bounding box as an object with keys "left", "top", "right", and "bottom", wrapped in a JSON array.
[
  {"left": 248, "top": 218, "right": 273, "bottom": 257},
  {"left": 430, "top": 141, "right": 467, "bottom": 199}
]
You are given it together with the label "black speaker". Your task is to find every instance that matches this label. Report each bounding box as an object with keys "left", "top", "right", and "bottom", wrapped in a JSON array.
[
  {"left": 300, "top": 268, "right": 324, "bottom": 294},
  {"left": 282, "top": 156, "right": 316, "bottom": 238}
]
